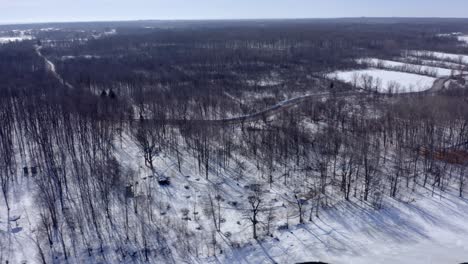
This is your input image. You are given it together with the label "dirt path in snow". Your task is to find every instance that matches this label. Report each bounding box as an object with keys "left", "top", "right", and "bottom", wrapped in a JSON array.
[
  {"left": 427, "top": 74, "right": 467, "bottom": 93},
  {"left": 35, "top": 45, "right": 74, "bottom": 89}
]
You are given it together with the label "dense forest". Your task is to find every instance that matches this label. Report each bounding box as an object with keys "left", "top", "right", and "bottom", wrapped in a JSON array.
[{"left": 1, "top": 19, "right": 468, "bottom": 263}]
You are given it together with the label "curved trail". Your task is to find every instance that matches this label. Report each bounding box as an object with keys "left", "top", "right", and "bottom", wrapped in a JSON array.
[
  {"left": 35, "top": 45, "right": 74, "bottom": 89},
  {"left": 426, "top": 75, "right": 455, "bottom": 93},
  {"left": 156, "top": 91, "right": 357, "bottom": 126},
  {"left": 429, "top": 74, "right": 468, "bottom": 93},
  {"left": 154, "top": 73, "right": 458, "bottom": 126}
]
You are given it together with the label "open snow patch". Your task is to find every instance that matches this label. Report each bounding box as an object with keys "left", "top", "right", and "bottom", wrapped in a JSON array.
[
  {"left": 217, "top": 190, "right": 468, "bottom": 264},
  {"left": 357, "top": 58, "right": 453, "bottom": 77},
  {"left": 404, "top": 57, "right": 467, "bottom": 70},
  {"left": 436, "top": 32, "right": 463, "bottom": 37},
  {"left": 328, "top": 69, "right": 436, "bottom": 93},
  {"left": 457, "top": 35, "right": 468, "bottom": 45},
  {"left": 408, "top": 50, "right": 468, "bottom": 64},
  {"left": 0, "top": 36, "right": 34, "bottom": 44},
  {"left": 61, "top": 55, "right": 101, "bottom": 60}
]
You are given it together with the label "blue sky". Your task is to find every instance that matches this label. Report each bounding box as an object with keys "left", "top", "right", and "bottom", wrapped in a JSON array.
[{"left": 0, "top": 0, "right": 467, "bottom": 24}]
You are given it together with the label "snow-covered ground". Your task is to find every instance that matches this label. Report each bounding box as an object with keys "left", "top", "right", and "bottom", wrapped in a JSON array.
[
  {"left": 246, "top": 73, "right": 283, "bottom": 87},
  {"left": 216, "top": 189, "right": 468, "bottom": 264},
  {"left": 92, "top": 29, "right": 117, "bottom": 39},
  {"left": 246, "top": 79, "right": 282, "bottom": 87},
  {"left": 61, "top": 55, "right": 101, "bottom": 60},
  {"left": 0, "top": 175, "right": 40, "bottom": 263},
  {"left": 113, "top": 134, "right": 468, "bottom": 264},
  {"left": 404, "top": 57, "right": 467, "bottom": 70},
  {"left": 104, "top": 29, "right": 117, "bottom": 36},
  {"left": 436, "top": 32, "right": 463, "bottom": 37},
  {"left": 458, "top": 35, "right": 468, "bottom": 45},
  {"left": 435, "top": 32, "right": 468, "bottom": 46},
  {"left": 0, "top": 29, "right": 34, "bottom": 44},
  {"left": 409, "top": 51, "right": 468, "bottom": 64},
  {"left": 39, "top": 28, "right": 60, "bottom": 32},
  {"left": 2, "top": 129, "right": 468, "bottom": 264},
  {"left": 357, "top": 58, "right": 453, "bottom": 77},
  {"left": 0, "top": 36, "right": 34, "bottom": 44},
  {"left": 328, "top": 69, "right": 436, "bottom": 93}
]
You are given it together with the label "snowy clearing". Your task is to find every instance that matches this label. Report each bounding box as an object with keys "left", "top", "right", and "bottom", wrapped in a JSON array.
[
  {"left": 246, "top": 79, "right": 282, "bottom": 87},
  {"left": 435, "top": 32, "right": 468, "bottom": 45},
  {"left": 357, "top": 58, "right": 453, "bottom": 77},
  {"left": 404, "top": 57, "right": 467, "bottom": 70},
  {"left": 409, "top": 50, "right": 468, "bottom": 64},
  {"left": 458, "top": 35, "right": 468, "bottom": 45},
  {"left": 328, "top": 69, "right": 436, "bottom": 93},
  {"left": 436, "top": 32, "right": 463, "bottom": 37},
  {"left": 0, "top": 36, "right": 34, "bottom": 44},
  {"left": 61, "top": 55, "right": 101, "bottom": 60}
]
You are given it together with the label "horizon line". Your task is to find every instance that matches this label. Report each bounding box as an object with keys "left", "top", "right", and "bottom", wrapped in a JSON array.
[{"left": 2, "top": 16, "right": 468, "bottom": 26}]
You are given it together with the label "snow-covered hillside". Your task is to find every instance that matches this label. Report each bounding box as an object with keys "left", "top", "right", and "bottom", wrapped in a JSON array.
[
  {"left": 3, "top": 130, "right": 468, "bottom": 264},
  {"left": 216, "top": 189, "right": 468, "bottom": 264}
]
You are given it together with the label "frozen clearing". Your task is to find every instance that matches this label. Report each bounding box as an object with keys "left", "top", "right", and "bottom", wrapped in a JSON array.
[
  {"left": 329, "top": 69, "right": 436, "bottom": 93},
  {"left": 216, "top": 189, "right": 468, "bottom": 264},
  {"left": 405, "top": 57, "right": 467, "bottom": 70},
  {"left": 409, "top": 50, "right": 468, "bottom": 64},
  {"left": 61, "top": 55, "right": 101, "bottom": 60},
  {"left": 357, "top": 58, "right": 453, "bottom": 77},
  {"left": 0, "top": 176, "right": 39, "bottom": 263},
  {"left": 457, "top": 35, "right": 468, "bottom": 44},
  {"left": 0, "top": 36, "right": 33, "bottom": 44}
]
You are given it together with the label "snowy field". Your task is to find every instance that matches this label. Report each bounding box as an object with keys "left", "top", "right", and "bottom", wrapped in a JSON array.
[
  {"left": 409, "top": 51, "right": 468, "bottom": 64},
  {"left": 436, "top": 32, "right": 462, "bottom": 37},
  {"left": 328, "top": 69, "right": 436, "bottom": 93},
  {"left": 357, "top": 58, "right": 453, "bottom": 77},
  {"left": 405, "top": 57, "right": 467, "bottom": 70},
  {"left": 0, "top": 36, "right": 33, "bottom": 44},
  {"left": 458, "top": 35, "right": 468, "bottom": 45}
]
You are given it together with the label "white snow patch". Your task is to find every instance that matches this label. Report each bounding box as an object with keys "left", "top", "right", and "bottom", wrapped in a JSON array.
[
  {"left": 357, "top": 58, "right": 453, "bottom": 77},
  {"left": 61, "top": 55, "right": 101, "bottom": 60},
  {"left": 436, "top": 32, "right": 463, "bottom": 37},
  {"left": 0, "top": 36, "right": 33, "bottom": 44},
  {"left": 457, "top": 35, "right": 468, "bottom": 45},
  {"left": 329, "top": 69, "right": 436, "bottom": 93},
  {"left": 104, "top": 29, "right": 117, "bottom": 35},
  {"left": 39, "top": 27, "right": 60, "bottom": 31},
  {"left": 405, "top": 57, "right": 467, "bottom": 70},
  {"left": 217, "top": 190, "right": 468, "bottom": 264},
  {"left": 409, "top": 50, "right": 468, "bottom": 64},
  {"left": 246, "top": 79, "right": 282, "bottom": 87}
]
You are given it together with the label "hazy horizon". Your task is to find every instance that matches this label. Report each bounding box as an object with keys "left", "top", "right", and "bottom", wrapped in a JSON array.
[{"left": 1, "top": 0, "right": 467, "bottom": 24}]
